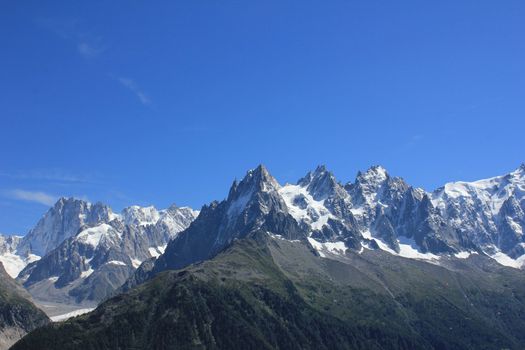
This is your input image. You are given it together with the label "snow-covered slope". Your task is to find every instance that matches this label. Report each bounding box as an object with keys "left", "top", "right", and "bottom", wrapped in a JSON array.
[
  {"left": 0, "top": 235, "right": 40, "bottom": 278},
  {"left": 16, "top": 198, "right": 116, "bottom": 258},
  {"left": 0, "top": 198, "right": 199, "bottom": 280},
  {"left": 432, "top": 164, "right": 525, "bottom": 265},
  {"left": 276, "top": 165, "right": 464, "bottom": 263},
  {"left": 16, "top": 202, "right": 198, "bottom": 306}
]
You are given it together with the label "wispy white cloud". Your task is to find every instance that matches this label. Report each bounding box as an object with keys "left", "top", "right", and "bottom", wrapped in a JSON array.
[
  {"left": 37, "top": 17, "right": 105, "bottom": 59},
  {"left": 77, "top": 41, "right": 104, "bottom": 58},
  {"left": 0, "top": 169, "right": 98, "bottom": 184},
  {"left": 117, "top": 77, "right": 151, "bottom": 105},
  {"left": 5, "top": 190, "right": 57, "bottom": 206}
]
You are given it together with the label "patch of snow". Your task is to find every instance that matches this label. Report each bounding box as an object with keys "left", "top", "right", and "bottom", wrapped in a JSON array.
[
  {"left": 397, "top": 237, "right": 440, "bottom": 261},
  {"left": 454, "top": 251, "right": 477, "bottom": 259},
  {"left": 131, "top": 259, "right": 142, "bottom": 268},
  {"left": 48, "top": 276, "right": 59, "bottom": 282},
  {"left": 307, "top": 238, "right": 326, "bottom": 257},
  {"left": 279, "top": 184, "right": 333, "bottom": 230},
  {"left": 158, "top": 207, "right": 199, "bottom": 234},
  {"left": 490, "top": 251, "right": 525, "bottom": 269},
  {"left": 349, "top": 207, "right": 365, "bottom": 216},
  {"left": 507, "top": 217, "right": 523, "bottom": 235},
  {"left": 76, "top": 224, "right": 118, "bottom": 247},
  {"left": 361, "top": 230, "right": 372, "bottom": 240},
  {"left": 307, "top": 238, "right": 347, "bottom": 258},
  {"left": 360, "top": 231, "right": 440, "bottom": 262},
  {"left": 106, "top": 260, "right": 127, "bottom": 266},
  {"left": 0, "top": 252, "right": 40, "bottom": 278},
  {"left": 50, "top": 308, "right": 95, "bottom": 322},
  {"left": 122, "top": 205, "right": 160, "bottom": 226},
  {"left": 108, "top": 211, "right": 121, "bottom": 221},
  {"left": 323, "top": 241, "right": 347, "bottom": 255},
  {"left": 362, "top": 166, "right": 388, "bottom": 184},
  {"left": 81, "top": 268, "right": 94, "bottom": 278},
  {"left": 268, "top": 233, "right": 301, "bottom": 243},
  {"left": 148, "top": 245, "right": 167, "bottom": 258}
]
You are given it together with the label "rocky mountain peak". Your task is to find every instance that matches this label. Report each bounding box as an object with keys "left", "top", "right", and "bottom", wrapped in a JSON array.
[
  {"left": 357, "top": 165, "right": 389, "bottom": 185},
  {"left": 510, "top": 163, "right": 525, "bottom": 180},
  {"left": 151, "top": 165, "right": 302, "bottom": 276},
  {"left": 346, "top": 165, "right": 392, "bottom": 207},
  {"left": 247, "top": 164, "right": 280, "bottom": 189},
  {"left": 122, "top": 205, "right": 160, "bottom": 226},
  {"left": 297, "top": 165, "right": 346, "bottom": 201},
  {"left": 16, "top": 198, "right": 113, "bottom": 257},
  {"left": 227, "top": 165, "right": 280, "bottom": 205},
  {"left": 0, "top": 235, "right": 21, "bottom": 255}
]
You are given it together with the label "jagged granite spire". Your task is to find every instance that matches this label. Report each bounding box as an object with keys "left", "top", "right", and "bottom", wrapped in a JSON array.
[
  {"left": 298, "top": 165, "right": 347, "bottom": 201},
  {"left": 152, "top": 165, "right": 302, "bottom": 275},
  {"left": 227, "top": 165, "right": 280, "bottom": 209}
]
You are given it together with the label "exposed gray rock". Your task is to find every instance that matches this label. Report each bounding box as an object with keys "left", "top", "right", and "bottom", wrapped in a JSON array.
[
  {"left": 17, "top": 202, "right": 198, "bottom": 307},
  {"left": 0, "top": 262, "right": 49, "bottom": 350}
]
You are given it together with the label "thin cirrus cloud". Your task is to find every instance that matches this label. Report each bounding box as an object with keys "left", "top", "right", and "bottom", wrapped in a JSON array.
[
  {"left": 117, "top": 77, "right": 152, "bottom": 105},
  {"left": 5, "top": 189, "right": 58, "bottom": 206},
  {"left": 0, "top": 169, "right": 98, "bottom": 184},
  {"left": 77, "top": 41, "right": 105, "bottom": 59},
  {"left": 37, "top": 17, "right": 105, "bottom": 59},
  {"left": 39, "top": 18, "right": 151, "bottom": 105}
]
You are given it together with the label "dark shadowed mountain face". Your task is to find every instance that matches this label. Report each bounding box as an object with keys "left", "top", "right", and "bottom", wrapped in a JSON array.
[
  {"left": 12, "top": 231, "right": 525, "bottom": 350},
  {"left": 0, "top": 263, "right": 49, "bottom": 350},
  {"left": 152, "top": 165, "right": 304, "bottom": 275}
]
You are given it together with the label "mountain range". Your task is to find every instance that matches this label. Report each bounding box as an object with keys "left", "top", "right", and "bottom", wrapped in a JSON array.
[
  {"left": 143, "top": 163, "right": 525, "bottom": 283},
  {"left": 0, "top": 200, "right": 197, "bottom": 314},
  {"left": 2, "top": 164, "right": 525, "bottom": 349}
]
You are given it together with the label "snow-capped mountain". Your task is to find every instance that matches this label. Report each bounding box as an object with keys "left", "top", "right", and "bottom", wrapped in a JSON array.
[
  {"left": 279, "top": 166, "right": 361, "bottom": 249},
  {"left": 152, "top": 165, "right": 303, "bottom": 274},
  {"left": 16, "top": 200, "right": 198, "bottom": 306},
  {"left": 0, "top": 198, "right": 198, "bottom": 309},
  {"left": 0, "top": 235, "right": 34, "bottom": 279},
  {"left": 16, "top": 198, "right": 117, "bottom": 258},
  {"left": 432, "top": 164, "right": 525, "bottom": 266},
  {"left": 145, "top": 164, "right": 525, "bottom": 284},
  {"left": 3, "top": 163, "right": 525, "bottom": 311},
  {"left": 7, "top": 164, "right": 525, "bottom": 349}
]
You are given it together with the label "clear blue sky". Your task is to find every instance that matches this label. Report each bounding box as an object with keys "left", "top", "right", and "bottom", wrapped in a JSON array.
[{"left": 1, "top": 1, "right": 524, "bottom": 234}]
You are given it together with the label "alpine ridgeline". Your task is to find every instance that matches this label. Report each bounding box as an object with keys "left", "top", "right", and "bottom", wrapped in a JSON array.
[
  {"left": 13, "top": 165, "right": 525, "bottom": 350},
  {"left": 140, "top": 164, "right": 525, "bottom": 285},
  {"left": 0, "top": 198, "right": 198, "bottom": 311}
]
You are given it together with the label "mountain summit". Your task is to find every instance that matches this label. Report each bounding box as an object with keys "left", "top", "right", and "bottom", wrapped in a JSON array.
[{"left": 152, "top": 165, "right": 303, "bottom": 275}]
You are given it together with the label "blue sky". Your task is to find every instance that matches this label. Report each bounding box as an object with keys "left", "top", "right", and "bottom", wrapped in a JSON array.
[{"left": 1, "top": 1, "right": 524, "bottom": 234}]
